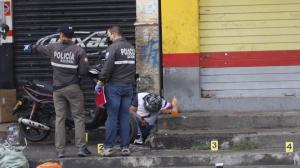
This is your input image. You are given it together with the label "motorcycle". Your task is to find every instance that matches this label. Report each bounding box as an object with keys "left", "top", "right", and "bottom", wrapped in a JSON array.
[{"left": 12, "top": 66, "right": 137, "bottom": 142}]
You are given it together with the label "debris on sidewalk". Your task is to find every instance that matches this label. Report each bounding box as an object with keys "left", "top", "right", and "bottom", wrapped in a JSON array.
[
  {"left": 36, "top": 162, "right": 61, "bottom": 168},
  {"left": 0, "top": 142, "right": 29, "bottom": 168}
]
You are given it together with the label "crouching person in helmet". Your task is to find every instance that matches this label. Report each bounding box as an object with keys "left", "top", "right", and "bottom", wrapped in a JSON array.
[{"left": 129, "top": 92, "right": 177, "bottom": 145}]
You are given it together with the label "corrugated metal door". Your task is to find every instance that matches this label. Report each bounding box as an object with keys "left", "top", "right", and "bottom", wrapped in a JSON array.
[
  {"left": 13, "top": 0, "right": 136, "bottom": 108},
  {"left": 199, "top": 0, "right": 300, "bottom": 98}
]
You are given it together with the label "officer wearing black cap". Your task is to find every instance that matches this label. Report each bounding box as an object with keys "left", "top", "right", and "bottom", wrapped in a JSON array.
[{"left": 26, "top": 23, "right": 91, "bottom": 158}]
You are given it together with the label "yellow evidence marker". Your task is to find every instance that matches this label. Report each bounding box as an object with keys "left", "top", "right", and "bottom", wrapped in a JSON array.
[
  {"left": 85, "top": 132, "right": 89, "bottom": 142},
  {"left": 98, "top": 144, "right": 104, "bottom": 154},
  {"left": 211, "top": 140, "right": 219, "bottom": 151},
  {"left": 286, "top": 141, "right": 294, "bottom": 153}
]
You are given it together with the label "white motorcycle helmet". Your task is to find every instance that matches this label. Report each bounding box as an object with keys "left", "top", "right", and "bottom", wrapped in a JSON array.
[{"left": 143, "top": 93, "right": 162, "bottom": 114}]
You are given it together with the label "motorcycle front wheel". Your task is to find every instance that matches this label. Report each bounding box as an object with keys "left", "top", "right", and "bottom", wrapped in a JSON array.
[{"left": 18, "top": 110, "right": 51, "bottom": 142}]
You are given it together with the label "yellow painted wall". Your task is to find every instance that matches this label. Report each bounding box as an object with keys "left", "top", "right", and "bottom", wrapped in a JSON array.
[
  {"left": 161, "top": 0, "right": 199, "bottom": 54},
  {"left": 200, "top": 0, "right": 300, "bottom": 52}
]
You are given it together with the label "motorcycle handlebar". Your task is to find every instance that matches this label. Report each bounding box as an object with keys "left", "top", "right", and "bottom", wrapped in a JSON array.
[
  {"left": 86, "top": 52, "right": 100, "bottom": 56},
  {"left": 86, "top": 49, "right": 107, "bottom": 60}
]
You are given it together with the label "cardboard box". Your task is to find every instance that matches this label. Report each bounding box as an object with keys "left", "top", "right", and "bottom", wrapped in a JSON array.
[{"left": 0, "top": 89, "right": 16, "bottom": 123}]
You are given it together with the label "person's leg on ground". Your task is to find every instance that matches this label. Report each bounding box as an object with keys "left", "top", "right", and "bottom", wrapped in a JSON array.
[
  {"left": 65, "top": 84, "right": 91, "bottom": 157},
  {"left": 53, "top": 89, "right": 68, "bottom": 158},
  {"left": 133, "top": 116, "right": 144, "bottom": 145},
  {"left": 102, "top": 83, "right": 121, "bottom": 156},
  {"left": 140, "top": 123, "right": 153, "bottom": 141},
  {"left": 119, "top": 83, "right": 133, "bottom": 155}
]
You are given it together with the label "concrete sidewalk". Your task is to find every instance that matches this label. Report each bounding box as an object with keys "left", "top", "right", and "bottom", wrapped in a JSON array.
[
  {"left": 22, "top": 143, "right": 300, "bottom": 168},
  {"left": 1, "top": 124, "right": 299, "bottom": 168},
  {"left": 3, "top": 110, "right": 300, "bottom": 168},
  {"left": 1, "top": 123, "right": 300, "bottom": 168}
]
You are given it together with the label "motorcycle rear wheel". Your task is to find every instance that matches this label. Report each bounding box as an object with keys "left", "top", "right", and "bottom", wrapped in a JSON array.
[{"left": 18, "top": 110, "right": 51, "bottom": 142}]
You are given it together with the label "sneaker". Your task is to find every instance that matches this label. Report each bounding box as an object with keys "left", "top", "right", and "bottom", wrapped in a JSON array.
[
  {"left": 121, "top": 147, "right": 130, "bottom": 156},
  {"left": 133, "top": 137, "right": 143, "bottom": 145},
  {"left": 78, "top": 147, "right": 92, "bottom": 157},
  {"left": 101, "top": 148, "right": 113, "bottom": 157},
  {"left": 56, "top": 151, "right": 65, "bottom": 158}
]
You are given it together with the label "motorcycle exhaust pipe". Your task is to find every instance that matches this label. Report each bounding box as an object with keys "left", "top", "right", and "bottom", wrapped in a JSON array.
[{"left": 18, "top": 118, "right": 50, "bottom": 131}]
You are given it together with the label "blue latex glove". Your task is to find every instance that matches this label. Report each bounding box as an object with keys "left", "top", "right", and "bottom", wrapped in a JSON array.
[
  {"left": 23, "top": 44, "right": 32, "bottom": 53},
  {"left": 95, "top": 82, "right": 102, "bottom": 94}
]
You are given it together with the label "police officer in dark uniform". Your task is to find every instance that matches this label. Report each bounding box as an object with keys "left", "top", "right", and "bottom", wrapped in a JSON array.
[
  {"left": 26, "top": 23, "right": 92, "bottom": 158},
  {"left": 95, "top": 26, "right": 135, "bottom": 156}
]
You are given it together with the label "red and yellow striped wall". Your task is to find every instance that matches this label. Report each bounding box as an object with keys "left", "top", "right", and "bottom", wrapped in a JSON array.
[
  {"left": 161, "top": 0, "right": 200, "bottom": 67},
  {"left": 162, "top": 0, "right": 300, "bottom": 68}
]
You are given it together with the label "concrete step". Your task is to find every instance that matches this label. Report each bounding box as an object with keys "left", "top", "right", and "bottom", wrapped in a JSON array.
[
  {"left": 157, "top": 166, "right": 298, "bottom": 168},
  {"left": 25, "top": 146, "right": 300, "bottom": 168},
  {"left": 157, "top": 111, "right": 300, "bottom": 130},
  {"left": 150, "top": 128, "right": 300, "bottom": 149}
]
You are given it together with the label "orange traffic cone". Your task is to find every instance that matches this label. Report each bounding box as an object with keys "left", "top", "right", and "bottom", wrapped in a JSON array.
[
  {"left": 36, "top": 162, "right": 61, "bottom": 168},
  {"left": 171, "top": 96, "right": 180, "bottom": 117}
]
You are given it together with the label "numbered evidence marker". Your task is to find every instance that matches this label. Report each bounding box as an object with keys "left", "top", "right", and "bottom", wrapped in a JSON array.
[
  {"left": 85, "top": 132, "right": 89, "bottom": 142},
  {"left": 286, "top": 141, "right": 294, "bottom": 153},
  {"left": 97, "top": 144, "right": 104, "bottom": 154},
  {"left": 211, "top": 140, "right": 219, "bottom": 151}
]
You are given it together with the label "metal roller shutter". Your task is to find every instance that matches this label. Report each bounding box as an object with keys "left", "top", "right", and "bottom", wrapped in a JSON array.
[
  {"left": 13, "top": 0, "right": 136, "bottom": 108},
  {"left": 199, "top": 0, "right": 300, "bottom": 98}
]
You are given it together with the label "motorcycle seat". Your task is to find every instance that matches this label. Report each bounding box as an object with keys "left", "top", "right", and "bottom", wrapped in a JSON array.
[{"left": 32, "top": 80, "right": 53, "bottom": 93}]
